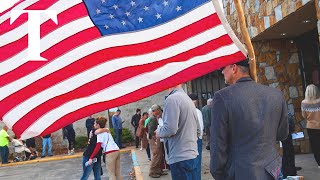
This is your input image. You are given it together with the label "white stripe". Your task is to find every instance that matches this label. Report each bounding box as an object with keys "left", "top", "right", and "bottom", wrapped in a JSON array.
[
  {"left": 0, "top": 0, "right": 38, "bottom": 24},
  {"left": 19, "top": 43, "right": 240, "bottom": 139},
  {"left": 0, "top": 2, "right": 216, "bottom": 100},
  {"left": 3, "top": 24, "right": 228, "bottom": 126},
  {"left": 0, "top": 0, "right": 82, "bottom": 47},
  {"left": 0, "top": 17, "right": 94, "bottom": 75}
]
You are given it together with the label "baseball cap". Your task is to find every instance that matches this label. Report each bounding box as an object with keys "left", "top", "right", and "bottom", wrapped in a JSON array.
[{"left": 188, "top": 93, "right": 198, "bottom": 101}]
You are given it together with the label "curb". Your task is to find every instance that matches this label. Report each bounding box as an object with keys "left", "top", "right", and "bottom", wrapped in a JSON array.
[
  {"left": 131, "top": 149, "right": 143, "bottom": 180},
  {"left": 0, "top": 147, "right": 134, "bottom": 167}
]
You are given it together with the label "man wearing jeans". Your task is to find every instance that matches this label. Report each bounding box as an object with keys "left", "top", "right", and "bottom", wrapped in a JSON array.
[
  {"left": 156, "top": 84, "right": 200, "bottom": 180},
  {"left": 112, "top": 109, "right": 125, "bottom": 148},
  {"left": 0, "top": 126, "right": 11, "bottom": 164},
  {"left": 41, "top": 134, "right": 53, "bottom": 158}
]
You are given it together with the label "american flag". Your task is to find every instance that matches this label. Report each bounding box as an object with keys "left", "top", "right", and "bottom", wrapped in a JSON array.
[{"left": 0, "top": 0, "right": 247, "bottom": 139}]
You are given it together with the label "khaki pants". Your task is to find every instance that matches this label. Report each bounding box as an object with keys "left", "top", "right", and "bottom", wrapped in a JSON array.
[
  {"left": 106, "top": 151, "right": 123, "bottom": 180},
  {"left": 149, "top": 136, "right": 162, "bottom": 175}
]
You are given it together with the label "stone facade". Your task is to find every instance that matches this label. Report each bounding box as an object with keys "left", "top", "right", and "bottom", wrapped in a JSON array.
[{"left": 222, "top": 0, "right": 312, "bottom": 39}]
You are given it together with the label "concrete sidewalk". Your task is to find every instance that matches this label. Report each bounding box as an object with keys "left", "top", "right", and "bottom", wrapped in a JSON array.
[{"left": 133, "top": 146, "right": 320, "bottom": 180}]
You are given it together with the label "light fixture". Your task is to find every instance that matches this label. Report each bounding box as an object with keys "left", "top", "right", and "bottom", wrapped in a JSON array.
[
  {"left": 280, "top": 33, "right": 286, "bottom": 36},
  {"left": 302, "top": 20, "right": 310, "bottom": 23},
  {"left": 290, "top": 40, "right": 294, "bottom": 44}
]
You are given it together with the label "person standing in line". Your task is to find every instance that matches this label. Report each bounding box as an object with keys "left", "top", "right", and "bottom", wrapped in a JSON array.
[
  {"left": 148, "top": 105, "right": 167, "bottom": 178},
  {"left": 202, "top": 98, "right": 213, "bottom": 150},
  {"left": 131, "top": 109, "right": 141, "bottom": 149},
  {"left": 41, "top": 134, "right": 53, "bottom": 158},
  {"left": 0, "top": 126, "right": 12, "bottom": 164},
  {"left": 210, "top": 59, "right": 289, "bottom": 180},
  {"left": 85, "top": 115, "right": 95, "bottom": 138},
  {"left": 80, "top": 122, "right": 103, "bottom": 180},
  {"left": 91, "top": 117, "right": 123, "bottom": 180},
  {"left": 64, "top": 124, "right": 76, "bottom": 155},
  {"left": 156, "top": 84, "right": 200, "bottom": 180},
  {"left": 301, "top": 84, "right": 320, "bottom": 168},
  {"left": 136, "top": 112, "right": 151, "bottom": 160},
  {"left": 189, "top": 93, "right": 204, "bottom": 180},
  {"left": 112, "top": 109, "right": 125, "bottom": 149}
]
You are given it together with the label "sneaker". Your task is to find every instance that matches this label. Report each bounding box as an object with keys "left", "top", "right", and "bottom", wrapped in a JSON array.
[
  {"left": 41, "top": 156, "right": 45, "bottom": 158},
  {"left": 49, "top": 154, "right": 53, "bottom": 157},
  {"left": 149, "top": 174, "right": 161, "bottom": 178},
  {"left": 318, "top": 166, "right": 320, "bottom": 169},
  {"left": 148, "top": 158, "right": 151, "bottom": 161},
  {"left": 160, "top": 171, "right": 168, "bottom": 176},
  {"left": 206, "top": 146, "right": 210, "bottom": 150},
  {"left": 68, "top": 150, "right": 71, "bottom": 155}
]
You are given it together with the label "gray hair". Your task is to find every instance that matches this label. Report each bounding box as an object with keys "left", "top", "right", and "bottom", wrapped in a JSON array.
[
  {"left": 238, "top": 66, "right": 249, "bottom": 74},
  {"left": 207, "top": 98, "right": 213, "bottom": 105},
  {"left": 305, "top": 84, "right": 319, "bottom": 101}
]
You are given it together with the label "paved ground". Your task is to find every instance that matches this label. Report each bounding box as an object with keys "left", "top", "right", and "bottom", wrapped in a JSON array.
[
  {"left": 0, "top": 151, "right": 133, "bottom": 180},
  {"left": 1, "top": 146, "right": 320, "bottom": 180}
]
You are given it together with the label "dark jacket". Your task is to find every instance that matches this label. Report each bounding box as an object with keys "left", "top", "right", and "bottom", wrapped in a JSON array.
[
  {"left": 131, "top": 114, "right": 141, "bottom": 128},
  {"left": 83, "top": 130, "right": 102, "bottom": 160},
  {"left": 148, "top": 115, "right": 158, "bottom": 139},
  {"left": 210, "top": 77, "right": 289, "bottom": 180}
]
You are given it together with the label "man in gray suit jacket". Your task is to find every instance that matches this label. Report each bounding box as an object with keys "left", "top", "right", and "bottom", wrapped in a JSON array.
[{"left": 210, "top": 59, "right": 289, "bottom": 180}]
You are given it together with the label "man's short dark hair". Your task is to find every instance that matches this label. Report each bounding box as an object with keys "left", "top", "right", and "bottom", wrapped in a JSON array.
[
  {"left": 238, "top": 65, "right": 249, "bottom": 74},
  {"left": 116, "top": 109, "right": 121, "bottom": 112},
  {"left": 142, "top": 112, "right": 148, "bottom": 116},
  {"left": 95, "top": 117, "right": 107, "bottom": 128},
  {"left": 136, "top": 109, "right": 141, "bottom": 113}
]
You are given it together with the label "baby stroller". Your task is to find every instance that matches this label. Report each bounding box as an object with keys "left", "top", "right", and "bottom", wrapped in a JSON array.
[{"left": 12, "top": 139, "right": 32, "bottom": 162}]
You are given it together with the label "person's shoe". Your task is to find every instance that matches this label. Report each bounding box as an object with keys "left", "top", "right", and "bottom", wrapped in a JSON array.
[
  {"left": 148, "top": 158, "right": 151, "bottom": 161},
  {"left": 206, "top": 146, "right": 210, "bottom": 150},
  {"left": 68, "top": 150, "right": 71, "bottom": 155},
  {"left": 149, "top": 174, "right": 161, "bottom": 178},
  {"left": 71, "top": 148, "right": 75, "bottom": 155},
  {"left": 41, "top": 156, "right": 45, "bottom": 158},
  {"left": 296, "top": 167, "right": 302, "bottom": 171},
  {"left": 318, "top": 166, "right": 320, "bottom": 169},
  {"left": 49, "top": 154, "right": 53, "bottom": 157},
  {"left": 140, "top": 147, "right": 143, "bottom": 151}
]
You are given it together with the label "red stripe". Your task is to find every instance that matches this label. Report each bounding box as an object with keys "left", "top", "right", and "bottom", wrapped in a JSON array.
[
  {"left": 0, "top": 14, "right": 220, "bottom": 115},
  {"left": 36, "top": 51, "right": 245, "bottom": 138},
  {"left": 0, "top": 3, "right": 88, "bottom": 62},
  {"left": 12, "top": 35, "right": 236, "bottom": 136},
  {"left": 0, "top": 0, "right": 58, "bottom": 35}
]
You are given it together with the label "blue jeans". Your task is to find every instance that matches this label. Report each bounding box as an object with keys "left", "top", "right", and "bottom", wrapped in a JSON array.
[
  {"left": 195, "top": 138, "right": 202, "bottom": 179},
  {"left": 170, "top": 158, "right": 199, "bottom": 180},
  {"left": 42, "top": 137, "right": 52, "bottom": 156},
  {"left": 0, "top": 146, "right": 9, "bottom": 164},
  {"left": 80, "top": 156, "right": 101, "bottom": 180},
  {"left": 114, "top": 129, "right": 122, "bottom": 148}
]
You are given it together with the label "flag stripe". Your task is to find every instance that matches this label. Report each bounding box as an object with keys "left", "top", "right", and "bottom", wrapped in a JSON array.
[
  {"left": 39, "top": 51, "right": 244, "bottom": 138},
  {"left": 0, "top": 3, "right": 89, "bottom": 62},
  {"left": 0, "top": 2, "right": 216, "bottom": 99},
  {"left": 0, "top": 0, "right": 82, "bottom": 46},
  {"left": 19, "top": 45, "right": 244, "bottom": 139},
  {"left": 2, "top": 17, "right": 225, "bottom": 126},
  {"left": 10, "top": 34, "right": 233, "bottom": 136}
]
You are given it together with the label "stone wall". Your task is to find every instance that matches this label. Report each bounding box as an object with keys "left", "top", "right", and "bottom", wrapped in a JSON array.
[
  {"left": 254, "top": 39, "right": 309, "bottom": 153},
  {"left": 222, "top": 0, "right": 312, "bottom": 39}
]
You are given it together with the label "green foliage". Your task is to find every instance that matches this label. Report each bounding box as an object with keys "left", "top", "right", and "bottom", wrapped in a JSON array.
[
  {"left": 75, "top": 136, "right": 88, "bottom": 149},
  {"left": 110, "top": 128, "right": 133, "bottom": 143}
]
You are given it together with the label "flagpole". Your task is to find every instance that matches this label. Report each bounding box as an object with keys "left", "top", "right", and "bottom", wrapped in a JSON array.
[{"left": 234, "top": 0, "right": 257, "bottom": 82}]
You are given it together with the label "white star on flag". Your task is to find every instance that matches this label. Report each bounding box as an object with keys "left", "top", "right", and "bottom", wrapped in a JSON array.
[
  {"left": 104, "top": 25, "right": 109, "bottom": 29},
  {"left": 156, "top": 13, "right": 161, "bottom": 19},
  {"left": 143, "top": 6, "right": 149, "bottom": 11},
  {"left": 138, "top": 17, "right": 143, "bottom": 23},
  {"left": 176, "top": 6, "right": 182, "bottom": 12},
  {"left": 109, "top": 14, "right": 114, "bottom": 19},
  {"left": 113, "top": 4, "right": 118, "bottom": 10},
  {"left": 163, "top": 1, "right": 169, "bottom": 6},
  {"left": 101, "top": 0, "right": 106, "bottom": 3},
  {"left": 96, "top": 9, "right": 101, "bottom": 14},
  {"left": 131, "top": 1, "right": 136, "bottom": 6},
  {"left": 121, "top": 20, "right": 126, "bottom": 26},
  {"left": 125, "top": 11, "right": 131, "bottom": 16}
]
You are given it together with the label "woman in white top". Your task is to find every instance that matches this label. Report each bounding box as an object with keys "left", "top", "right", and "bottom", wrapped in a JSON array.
[{"left": 91, "top": 117, "right": 123, "bottom": 180}]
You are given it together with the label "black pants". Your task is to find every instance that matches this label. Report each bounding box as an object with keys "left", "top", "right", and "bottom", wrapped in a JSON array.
[
  {"left": 134, "top": 127, "right": 139, "bottom": 148},
  {"left": 67, "top": 136, "right": 76, "bottom": 150},
  {"left": 307, "top": 129, "right": 320, "bottom": 166},
  {"left": 281, "top": 133, "right": 296, "bottom": 178}
]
